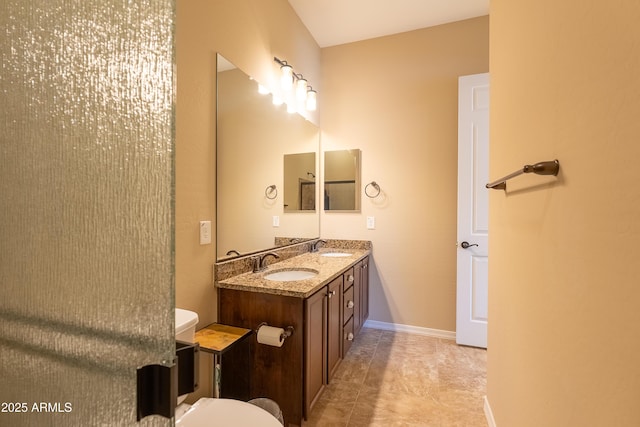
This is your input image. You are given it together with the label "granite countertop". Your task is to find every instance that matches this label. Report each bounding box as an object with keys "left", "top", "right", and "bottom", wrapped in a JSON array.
[{"left": 216, "top": 248, "right": 370, "bottom": 298}]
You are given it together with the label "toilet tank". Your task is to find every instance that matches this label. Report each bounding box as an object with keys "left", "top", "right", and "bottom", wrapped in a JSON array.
[{"left": 176, "top": 308, "right": 199, "bottom": 342}]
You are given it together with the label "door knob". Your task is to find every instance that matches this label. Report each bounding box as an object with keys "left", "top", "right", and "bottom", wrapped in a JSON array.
[{"left": 460, "top": 241, "right": 478, "bottom": 249}]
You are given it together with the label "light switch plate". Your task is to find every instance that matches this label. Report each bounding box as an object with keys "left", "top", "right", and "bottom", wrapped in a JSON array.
[
  {"left": 273, "top": 216, "right": 280, "bottom": 227},
  {"left": 199, "top": 221, "right": 211, "bottom": 245},
  {"left": 367, "top": 216, "right": 375, "bottom": 230}
]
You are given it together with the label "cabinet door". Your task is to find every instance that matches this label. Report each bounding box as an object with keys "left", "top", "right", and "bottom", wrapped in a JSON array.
[
  {"left": 304, "top": 286, "right": 327, "bottom": 416},
  {"left": 351, "top": 263, "right": 362, "bottom": 334},
  {"left": 362, "top": 257, "right": 370, "bottom": 322},
  {"left": 327, "top": 275, "right": 343, "bottom": 380}
]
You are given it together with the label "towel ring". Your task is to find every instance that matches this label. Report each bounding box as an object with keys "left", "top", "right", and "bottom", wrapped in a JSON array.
[
  {"left": 265, "top": 184, "right": 277, "bottom": 200},
  {"left": 365, "top": 181, "right": 381, "bottom": 198}
]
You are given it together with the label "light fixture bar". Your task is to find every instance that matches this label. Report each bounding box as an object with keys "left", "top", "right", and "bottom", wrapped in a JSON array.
[{"left": 273, "top": 56, "right": 317, "bottom": 112}]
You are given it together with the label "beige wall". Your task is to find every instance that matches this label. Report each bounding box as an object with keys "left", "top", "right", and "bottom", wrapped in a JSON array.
[
  {"left": 488, "top": 1, "right": 640, "bottom": 425},
  {"left": 177, "top": 4, "right": 488, "bottom": 335},
  {"left": 321, "top": 17, "right": 489, "bottom": 331},
  {"left": 176, "top": 0, "right": 320, "bottom": 328}
]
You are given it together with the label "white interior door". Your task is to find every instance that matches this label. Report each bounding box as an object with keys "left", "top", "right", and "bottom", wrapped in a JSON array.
[{"left": 456, "top": 73, "right": 489, "bottom": 348}]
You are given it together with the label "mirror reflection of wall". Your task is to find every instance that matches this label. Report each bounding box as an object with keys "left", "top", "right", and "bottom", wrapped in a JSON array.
[
  {"left": 284, "top": 152, "right": 316, "bottom": 212},
  {"left": 216, "top": 54, "right": 320, "bottom": 259},
  {"left": 324, "top": 149, "right": 361, "bottom": 212}
]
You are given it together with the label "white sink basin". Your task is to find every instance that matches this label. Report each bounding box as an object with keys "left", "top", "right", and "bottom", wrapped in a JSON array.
[
  {"left": 321, "top": 252, "right": 352, "bottom": 257},
  {"left": 264, "top": 269, "right": 319, "bottom": 281}
]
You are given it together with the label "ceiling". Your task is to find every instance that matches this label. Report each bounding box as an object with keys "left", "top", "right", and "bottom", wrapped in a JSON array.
[{"left": 288, "top": 0, "right": 489, "bottom": 48}]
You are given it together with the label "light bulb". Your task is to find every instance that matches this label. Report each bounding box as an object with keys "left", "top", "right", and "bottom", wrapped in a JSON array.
[
  {"left": 306, "top": 89, "right": 317, "bottom": 111},
  {"left": 296, "top": 78, "right": 308, "bottom": 101},
  {"left": 258, "top": 84, "right": 269, "bottom": 95},
  {"left": 280, "top": 64, "right": 293, "bottom": 91},
  {"left": 272, "top": 94, "right": 283, "bottom": 106}
]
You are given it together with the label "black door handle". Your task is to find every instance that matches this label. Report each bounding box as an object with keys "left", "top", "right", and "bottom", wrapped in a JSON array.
[{"left": 461, "top": 241, "right": 478, "bottom": 249}]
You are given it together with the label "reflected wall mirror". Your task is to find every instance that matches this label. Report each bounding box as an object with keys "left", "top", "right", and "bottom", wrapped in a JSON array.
[
  {"left": 216, "top": 54, "right": 320, "bottom": 260},
  {"left": 324, "top": 149, "right": 361, "bottom": 212},
  {"left": 284, "top": 152, "right": 316, "bottom": 212}
]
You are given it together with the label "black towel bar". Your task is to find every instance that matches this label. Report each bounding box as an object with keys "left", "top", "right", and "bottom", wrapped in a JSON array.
[{"left": 486, "top": 160, "right": 559, "bottom": 190}]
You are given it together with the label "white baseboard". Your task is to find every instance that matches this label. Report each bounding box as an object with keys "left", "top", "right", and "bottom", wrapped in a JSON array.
[
  {"left": 484, "top": 396, "right": 496, "bottom": 427},
  {"left": 363, "top": 319, "right": 456, "bottom": 340}
]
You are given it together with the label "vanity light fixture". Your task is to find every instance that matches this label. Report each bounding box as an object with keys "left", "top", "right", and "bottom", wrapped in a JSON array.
[{"left": 274, "top": 56, "right": 317, "bottom": 112}]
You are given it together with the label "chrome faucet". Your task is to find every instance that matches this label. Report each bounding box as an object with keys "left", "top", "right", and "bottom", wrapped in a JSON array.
[
  {"left": 252, "top": 252, "right": 280, "bottom": 273},
  {"left": 310, "top": 239, "right": 327, "bottom": 253}
]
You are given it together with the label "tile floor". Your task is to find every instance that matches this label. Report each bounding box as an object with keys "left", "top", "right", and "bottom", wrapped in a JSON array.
[{"left": 302, "top": 327, "right": 487, "bottom": 427}]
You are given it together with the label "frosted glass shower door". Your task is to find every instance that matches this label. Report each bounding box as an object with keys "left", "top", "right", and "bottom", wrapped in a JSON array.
[{"left": 0, "top": 1, "right": 176, "bottom": 426}]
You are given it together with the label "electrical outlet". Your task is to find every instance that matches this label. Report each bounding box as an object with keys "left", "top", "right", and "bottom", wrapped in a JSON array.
[{"left": 199, "top": 221, "right": 211, "bottom": 245}]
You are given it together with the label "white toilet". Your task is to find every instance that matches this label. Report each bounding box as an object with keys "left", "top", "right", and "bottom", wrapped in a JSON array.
[{"left": 174, "top": 308, "right": 282, "bottom": 427}]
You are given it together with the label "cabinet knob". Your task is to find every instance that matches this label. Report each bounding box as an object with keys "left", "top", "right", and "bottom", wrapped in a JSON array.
[
  {"left": 328, "top": 290, "right": 336, "bottom": 298},
  {"left": 346, "top": 332, "right": 354, "bottom": 341},
  {"left": 347, "top": 300, "right": 354, "bottom": 309},
  {"left": 348, "top": 275, "right": 354, "bottom": 283}
]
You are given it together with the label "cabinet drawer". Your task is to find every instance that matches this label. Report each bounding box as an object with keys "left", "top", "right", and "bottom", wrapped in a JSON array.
[
  {"left": 343, "top": 285, "right": 354, "bottom": 325},
  {"left": 344, "top": 267, "right": 355, "bottom": 288},
  {"left": 343, "top": 316, "right": 354, "bottom": 356}
]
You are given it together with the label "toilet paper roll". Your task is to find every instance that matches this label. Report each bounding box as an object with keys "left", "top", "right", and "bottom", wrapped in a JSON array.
[{"left": 256, "top": 325, "right": 285, "bottom": 347}]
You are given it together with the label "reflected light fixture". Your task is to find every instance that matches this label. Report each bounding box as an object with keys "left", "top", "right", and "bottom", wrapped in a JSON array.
[
  {"left": 274, "top": 56, "right": 317, "bottom": 112},
  {"left": 257, "top": 83, "right": 269, "bottom": 95}
]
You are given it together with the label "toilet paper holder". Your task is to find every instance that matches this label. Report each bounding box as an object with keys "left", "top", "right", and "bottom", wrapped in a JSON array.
[{"left": 256, "top": 322, "right": 294, "bottom": 341}]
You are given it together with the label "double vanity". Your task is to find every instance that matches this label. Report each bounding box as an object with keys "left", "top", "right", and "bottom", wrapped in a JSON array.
[{"left": 215, "top": 239, "right": 370, "bottom": 427}]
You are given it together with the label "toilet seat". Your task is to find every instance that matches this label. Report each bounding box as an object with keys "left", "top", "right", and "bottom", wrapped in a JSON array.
[{"left": 176, "top": 398, "right": 282, "bottom": 427}]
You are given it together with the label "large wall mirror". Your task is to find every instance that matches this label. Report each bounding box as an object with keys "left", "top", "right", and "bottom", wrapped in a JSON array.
[
  {"left": 324, "top": 149, "right": 361, "bottom": 211},
  {"left": 216, "top": 54, "right": 320, "bottom": 259}
]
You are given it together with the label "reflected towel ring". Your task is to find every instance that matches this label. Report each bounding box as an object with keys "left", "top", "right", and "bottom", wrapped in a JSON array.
[
  {"left": 265, "top": 184, "right": 278, "bottom": 199},
  {"left": 365, "top": 181, "right": 381, "bottom": 198}
]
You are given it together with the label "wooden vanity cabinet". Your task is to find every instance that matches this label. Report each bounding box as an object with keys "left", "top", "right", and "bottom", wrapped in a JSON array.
[{"left": 218, "top": 256, "right": 369, "bottom": 427}]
